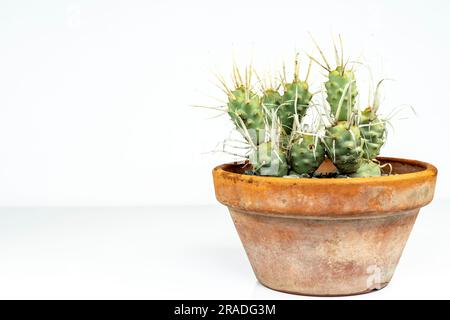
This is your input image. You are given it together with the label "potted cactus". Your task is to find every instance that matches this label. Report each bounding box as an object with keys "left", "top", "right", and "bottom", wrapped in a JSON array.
[{"left": 208, "top": 40, "right": 437, "bottom": 296}]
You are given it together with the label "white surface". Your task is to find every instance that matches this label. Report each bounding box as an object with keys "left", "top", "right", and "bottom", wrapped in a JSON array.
[
  {"left": 0, "top": 0, "right": 449, "bottom": 206},
  {"left": 0, "top": 201, "right": 448, "bottom": 300},
  {"left": 0, "top": 0, "right": 448, "bottom": 300}
]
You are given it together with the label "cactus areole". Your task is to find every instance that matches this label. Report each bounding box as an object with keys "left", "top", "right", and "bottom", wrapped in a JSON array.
[{"left": 205, "top": 40, "right": 438, "bottom": 296}]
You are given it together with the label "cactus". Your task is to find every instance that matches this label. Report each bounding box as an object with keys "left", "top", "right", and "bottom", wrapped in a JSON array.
[
  {"left": 325, "top": 66, "right": 357, "bottom": 121},
  {"left": 207, "top": 39, "right": 396, "bottom": 178},
  {"left": 261, "top": 88, "right": 283, "bottom": 137},
  {"left": 308, "top": 37, "right": 367, "bottom": 175},
  {"left": 350, "top": 160, "right": 381, "bottom": 178},
  {"left": 280, "top": 81, "right": 312, "bottom": 134},
  {"left": 279, "top": 57, "right": 313, "bottom": 134},
  {"left": 262, "top": 88, "right": 282, "bottom": 113},
  {"left": 249, "top": 142, "right": 288, "bottom": 176},
  {"left": 227, "top": 85, "right": 265, "bottom": 146},
  {"left": 290, "top": 134, "right": 325, "bottom": 175},
  {"left": 359, "top": 80, "right": 387, "bottom": 160},
  {"left": 360, "top": 107, "right": 385, "bottom": 160},
  {"left": 310, "top": 35, "right": 357, "bottom": 122},
  {"left": 324, "top": 121, "right": 364, "bottom": 174}
]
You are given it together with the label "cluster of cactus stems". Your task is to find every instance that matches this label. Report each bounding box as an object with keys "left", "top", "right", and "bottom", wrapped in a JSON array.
[{"left": 218, "top": 41, "right": 389, "bottom": 178}]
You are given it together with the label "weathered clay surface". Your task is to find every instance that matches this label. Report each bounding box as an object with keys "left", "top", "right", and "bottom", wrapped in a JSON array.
[
  {"left": 230, "top": 208, "right": 417, "bottom": 296},
  {"left": 212, "top": 157, "right": 437, "bottom": 296}
]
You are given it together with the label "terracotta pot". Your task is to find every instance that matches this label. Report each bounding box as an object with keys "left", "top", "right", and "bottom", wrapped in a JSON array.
[{"left": 212, "top": 157, "right": 437, "bottom": 296}]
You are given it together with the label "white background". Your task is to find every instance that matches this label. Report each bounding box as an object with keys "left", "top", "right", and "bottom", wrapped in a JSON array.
[{"left": 0, "top": 0, "right": 449, "bottom": 299}]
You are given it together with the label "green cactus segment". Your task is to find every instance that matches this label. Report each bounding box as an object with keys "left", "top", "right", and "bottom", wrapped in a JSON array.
[
  {"left": 280, "top": 81, "right": 312, "bottom": 134},
  {"left": 262, "top": 89, "right": 282, "bottom": 128},
  {"left": 290, "top": 135, "right": 325, "bottom": 175},
  {"left": 325, "top": 66, "right": 357, "bottom": 121},
  {"left": 350, "top": 160, "right": 381, "bottom": 177},
  {"left": 262, "top": 89, "right": 282, "bottom": 111},
  {"left": 227, "top": 86, "right": 265, "bottom": 145},
  {"left": 324, "top": 121, "right": 364, "bottom": 174},
  {"left": 359, "top": 107, "right": 386, "bottom": 160},
  {"left": 249, "top": 142, "right": 288, "bottom": 177}
]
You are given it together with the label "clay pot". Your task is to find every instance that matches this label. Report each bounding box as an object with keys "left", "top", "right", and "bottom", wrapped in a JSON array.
[{"left": 212, "top": 157, "right": 437, "bottom": 296}]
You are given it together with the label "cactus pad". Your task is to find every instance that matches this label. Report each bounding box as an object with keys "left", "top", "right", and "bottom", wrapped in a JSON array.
[
  {"left": 249, "top": 142, "right": 288, "bottom": 177},
  {"left": 324, "top": 121, "right": 364, "bottom": 174},
  {"left": 262, "top": 89, "right": 282, "bottom": 111},
  {"left": 280, "top": 81, "right": 312, "bottom": 134},
  {"left": 325, "top": 66, "right": 358, "bottom": 121},
  {"left": 290, "top": 135, "right": 325, "bottom": 175},
  {"left": 350, "top": 160, "right": 381, "bottom": 177},
  {"left": 227, "top": 86, "right": 265, "bottom": 145},
  {"left": 359, "top": 107, "right": 385, "bottom": 160}
]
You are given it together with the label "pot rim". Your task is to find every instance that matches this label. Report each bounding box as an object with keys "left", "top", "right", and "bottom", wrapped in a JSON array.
[
  {"left": 212, "top": 157, "right": 438, "bottom": 217},
  {"left": 213, "top": 157, "right": 437, "bottom": 185}
]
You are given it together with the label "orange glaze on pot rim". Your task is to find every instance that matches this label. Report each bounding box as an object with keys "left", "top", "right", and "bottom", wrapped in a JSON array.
[{"left": 212, "top": 157, "right": 438, "bottom": 218}]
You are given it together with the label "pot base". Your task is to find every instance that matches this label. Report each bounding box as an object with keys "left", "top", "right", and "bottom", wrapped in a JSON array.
[
  {"left": 258, "top": 278, "right": 389, "bottom": 297},
  {"left": 230, "top": 209, "right": 418, "bottom": 297}
]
